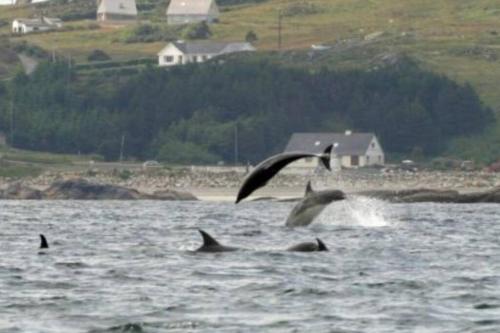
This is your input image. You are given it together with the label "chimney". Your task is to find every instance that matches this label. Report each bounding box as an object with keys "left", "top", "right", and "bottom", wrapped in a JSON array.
[{"left": 345, "top": 130, "right": 352, "bottom": 136}]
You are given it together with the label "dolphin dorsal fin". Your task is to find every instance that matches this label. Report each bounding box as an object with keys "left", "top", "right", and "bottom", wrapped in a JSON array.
[
  {"left": 40, "top": 234, "right": 49, "bottom": 249},
  {"left": 305, "top": 181, "right": 314, "bottom": 196},
  {"left": 316, "top": 238, "right": 328, "bottom": 251},
  {"left": 198, "top": 229, "right": 220, "bottom": 247}
]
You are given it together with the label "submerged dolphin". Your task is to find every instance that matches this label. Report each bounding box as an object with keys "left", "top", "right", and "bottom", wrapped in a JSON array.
[
  {"left": 40, "top": 234, "right": 49, "bottom": 249},
  {"left": 195, "top": 229, "right": 329, "bottom": 253},
  {"left": 286, "top": 182, "right": 345, "bottom": 227},
  {"left": 235, "top": 145, "right": 333, "bottom": 203},
  {"left": 196, "top": 229, "right": 240, "bottom": 252},
  {"left": 286, "top": 238, "right": 328, "bottom": 252}
]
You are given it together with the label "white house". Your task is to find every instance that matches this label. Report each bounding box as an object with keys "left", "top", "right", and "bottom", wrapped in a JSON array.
[
  {"left": 284, "top": 131, "right": 385, "bottom": 169},
  {"left": 12, "top": 17, "right": 63, "bottom": 34},
  {"left": 166, "top": 0, "right": 220, "bottom": 25},
  {"left": 97, "top": 0, "right": 137, "bottom": 23},
  {"left": 158, "top": 40, "right": 255, "bottom": 67}
]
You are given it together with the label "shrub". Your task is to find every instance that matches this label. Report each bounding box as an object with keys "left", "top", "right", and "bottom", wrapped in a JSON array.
[
  {"left": 245, "top": 30, "right": 258, "bottom": 43},
  {"left": 122, "top": 23, "right": 182, "bottom": 43},
  {"left": 183, "top": 21, "right": 212, "bottom": 40},
  {"left": 282, "top": 1, "right": 321, "bottom": 17},
  {"left": 87, "top": 49, "right": 111, "bottom": 62}
]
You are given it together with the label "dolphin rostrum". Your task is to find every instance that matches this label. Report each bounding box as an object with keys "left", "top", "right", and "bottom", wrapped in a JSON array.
[
  {"left": 286, "top": 238, "right": 328, "bottom": 252},
  {"left": 285, "top": 181, "right": 345, "bottom": 227},
  {"left": 235, "top": 145, "right": 333, "bottom": 203},
  {"left": 40, "top": 234, "right": 49, "bottom": 249},
  {"left": 196, "top": 229, "right": 240, "bottom": 252}
]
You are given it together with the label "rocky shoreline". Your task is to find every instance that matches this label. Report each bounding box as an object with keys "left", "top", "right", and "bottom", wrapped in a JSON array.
[
  {"left": 357, "top": 188, "right": 500, "bottom": 203},
  {"left": 1, "top": 168, "right": 500, "bottom": 202},
  {"left": 0, "top": 179, "right": 198, "bottom": 200}
]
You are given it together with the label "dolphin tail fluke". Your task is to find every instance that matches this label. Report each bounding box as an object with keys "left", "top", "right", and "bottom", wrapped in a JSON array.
[
  {"left": 320, "top": 144, "right": 332, "bottom": 171},
  {"left": 198, "top": 229, "right": 221, "bottom": 247},
  {"left": 40, "top": 234, "right": 49, "bottom": 249},
  {"left": 316, "top": 238, "right": 328, "bottom": 251}
]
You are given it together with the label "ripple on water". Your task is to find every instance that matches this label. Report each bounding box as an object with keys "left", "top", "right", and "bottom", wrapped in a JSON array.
[{"left": 1, "top": 200, "right": 500, "bottom": 333}]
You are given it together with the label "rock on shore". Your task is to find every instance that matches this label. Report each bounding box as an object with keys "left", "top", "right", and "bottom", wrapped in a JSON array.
[
  {"left": 0, "top": 178, "right": 198, "bottom": 201},
  {"left": 358, "top": 188, "right": 500, "bottom": 203}
]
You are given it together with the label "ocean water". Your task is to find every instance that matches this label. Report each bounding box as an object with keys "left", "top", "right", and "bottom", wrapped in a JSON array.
[{"left": 1, "top": 198, "right": 500, "bottom": 332}]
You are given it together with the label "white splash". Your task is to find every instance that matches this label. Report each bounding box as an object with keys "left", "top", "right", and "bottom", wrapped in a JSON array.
[{"left": 316, "top": 195, "right": 392, "bottom": 227}]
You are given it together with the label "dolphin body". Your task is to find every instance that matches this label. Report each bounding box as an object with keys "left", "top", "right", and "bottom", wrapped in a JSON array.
[
  {"left": 285, "top": 182, "right": 346, "bottom": 227},
  {"left": 195, "top": 229, "right": 328, "bottom": 253},
  {"left": 286, "top": 238, "right": 328, "bottom": 252},
  {"left": 235, "top": 145, "right": 333, "bottom": 203}
]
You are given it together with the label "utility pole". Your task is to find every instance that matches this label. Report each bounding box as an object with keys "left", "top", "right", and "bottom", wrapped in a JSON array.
[
  {"left": 234, "top": 122, "right": 239, "bottom": 166},
  {"left": 277, "top": 10, "right": 283, "bottom": 51},
  {"left": 9, "top": 99, "right": 14, "bottom": 146},
  {"left": 119, "top": 134, "right": 125, "bottom": 162}
]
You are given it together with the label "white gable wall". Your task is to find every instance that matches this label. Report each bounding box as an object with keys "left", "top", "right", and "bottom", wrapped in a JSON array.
[
  {"left": 364, "top": 136, "right": 384, "bottom": 165},
  {"left": 158, "top": 44, "right": 185, "bottom": 66}
]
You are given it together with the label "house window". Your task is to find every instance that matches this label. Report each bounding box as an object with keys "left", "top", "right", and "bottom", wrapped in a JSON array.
[
  {"left": 202, "top": 55, "right": 208, "bottom": 61},
  {"left": 164, "top": 56, "right": 174, "bottom": 63},
  {"left": 378, "top": 156, "right": 382, "bottom": 163},
  {"left": 193, "top": 55, "right": 198, "bottom": 62},
  {"left": 351, "top": 156, "right": 359, "bottom": 166},
  {"left": 367, "top": 156, "right": 370, "bottom": 163},
  {"left": 178, "top": 55, "right": 183, "bottom": 64},
  {"left": 371, "top": 143, "right": 375, "bottom": 148}
]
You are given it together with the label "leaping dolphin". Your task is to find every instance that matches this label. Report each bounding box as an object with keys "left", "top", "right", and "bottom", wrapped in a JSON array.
[
  {"left": 196, "top": 229, "right": 240, "bottom": 252},
  {"left": 236, "top": 145, "right": 333, "bottom": 203},
  {"left": 286, "top": 238, "right": 328, "bottom": 252},
  {"left": 286, "top": 181, "right": 345, "bottom": 227}
]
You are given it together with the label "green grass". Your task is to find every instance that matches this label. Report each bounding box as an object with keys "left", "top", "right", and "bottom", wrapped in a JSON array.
[
  {"left": 1, "top": 0, "right": 500, "bottom": 111},
  {"left": 0, "top": 145, "right": 102, "bottom": 165},
  {"left": 0, "top": 160, "right": 42, "bottom": 178}
]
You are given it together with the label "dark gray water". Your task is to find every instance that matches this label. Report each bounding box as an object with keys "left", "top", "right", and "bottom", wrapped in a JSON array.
[{"left": 1, "top": 198, "right": 500, "bottom": 332}]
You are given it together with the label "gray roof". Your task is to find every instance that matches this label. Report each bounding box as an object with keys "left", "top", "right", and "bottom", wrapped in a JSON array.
[
  {"left": 98, "top": 0, "right": 137, "bottom": 16},
  {"left": 284, "top": 132, "right": 377, "bottom": 156},
  {"left": 14, "top": 18, "right": 53, "bottom": 28},
  {"left": 167, "top": 0, "right": 217, "bottom": 15},
  {"left": 168, "top": 41, "right": 255, "bottom": 55}
]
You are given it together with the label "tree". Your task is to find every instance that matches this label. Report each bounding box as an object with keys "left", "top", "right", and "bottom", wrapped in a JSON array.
[{"left": 245, "top": 30, "right": 258, "bottom": 43}]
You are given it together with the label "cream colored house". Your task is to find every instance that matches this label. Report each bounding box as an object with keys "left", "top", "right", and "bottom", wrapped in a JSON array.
[
  {"left": 284, "top": 131, "right": 385, "bottom": 169},
  {"left": 158, "top": 40, "right": 255, "bottom": 66},
  {"left": 166, "top": 0, "right": 220, "bottom": 25},
  {"left": 12, "top": 17, "right": 62, "bottom": 34},
  {"left": 97, "top": 0, "right": 137, "bottom": 23}
]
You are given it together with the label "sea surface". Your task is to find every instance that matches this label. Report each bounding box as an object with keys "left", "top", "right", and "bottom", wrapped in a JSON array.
[{"left": 1, "top": 198, "right": 500, "bottom": 333}]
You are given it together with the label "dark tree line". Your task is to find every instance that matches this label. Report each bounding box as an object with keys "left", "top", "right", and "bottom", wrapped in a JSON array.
[{"left": 0, "top": 58, "right": 493, "bottom": 163}]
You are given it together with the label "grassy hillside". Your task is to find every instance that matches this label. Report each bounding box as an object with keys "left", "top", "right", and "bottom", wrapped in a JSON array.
[{"left": 0, "top": 0, "right": 499, "bottom": 111}]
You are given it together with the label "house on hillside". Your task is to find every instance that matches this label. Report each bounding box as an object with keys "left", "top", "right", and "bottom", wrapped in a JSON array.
[
  {"left": 166, "top": 0, "right": 220, "bottom": 25},
  {"left": 12, "top": 17, "right": 63, "bottom": 34},
  {"left": 97, "top": 0, "right": 137, "bottom": 23},
  {"left": 284, "top": 131, "right": 385, "bottom": 169},
  {"left": 158, "top": 40, "right": 255, "bottom": 66}
]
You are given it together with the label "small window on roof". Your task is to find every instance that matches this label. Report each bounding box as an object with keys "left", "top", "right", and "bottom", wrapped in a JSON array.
[{"left": 314, "top": 141, "right": 321, "bottom": 146}]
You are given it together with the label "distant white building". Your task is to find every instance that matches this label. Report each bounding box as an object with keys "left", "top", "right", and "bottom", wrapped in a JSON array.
[
  {"left": 166, "top": 0, "right": 220, "bottom": 25},
  {"left": 158, "top": 40, "right": 255, "bottom": 67},
  {"left": 284, "top": 131, "right": 385, "bottom": 169},
  {"left": 97, "top": 0, "right": 137, "bottom": 23},
  {"left": 12, "top": 17, "right": 63, "bottom": 34}
]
